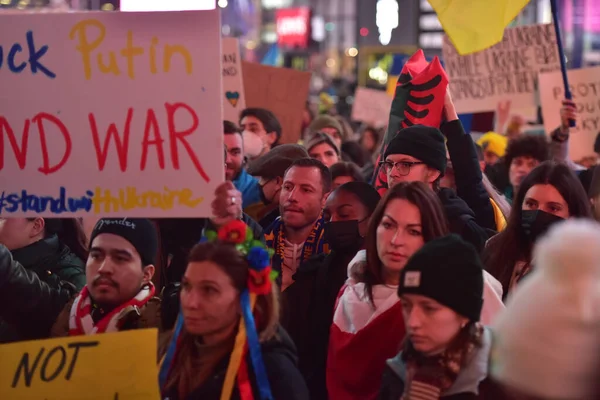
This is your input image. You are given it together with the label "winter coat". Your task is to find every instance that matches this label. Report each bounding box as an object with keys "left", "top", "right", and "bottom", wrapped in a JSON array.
[
  {"left": 0, "top": 244, "right": 77, "bottom": 343},
  {"left": 378, "top": 328, "right": 502, "bottom": 400},
  {"left": 281, "top": 249, "right": 357, "bottom": 399},
  {"left": 0, "top": 235, "right": 85, "bottom": 342},
  {"left": 161, "top": 327, "right": 309, "bottom": 400}
]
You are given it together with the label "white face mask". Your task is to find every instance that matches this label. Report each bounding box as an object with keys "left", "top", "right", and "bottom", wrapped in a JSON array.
[{"left": 243, "top": 131, "right": 265, "bottom": 158}]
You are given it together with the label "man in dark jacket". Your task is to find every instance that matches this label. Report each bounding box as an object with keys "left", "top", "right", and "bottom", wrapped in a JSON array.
[{"left": 0, "top": 244, "right": 77, "bottom": 342}]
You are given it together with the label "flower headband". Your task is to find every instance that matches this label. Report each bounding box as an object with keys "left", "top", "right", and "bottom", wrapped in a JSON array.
[{"left": 159, "top": 220, "right": 277, "bottom": 400}]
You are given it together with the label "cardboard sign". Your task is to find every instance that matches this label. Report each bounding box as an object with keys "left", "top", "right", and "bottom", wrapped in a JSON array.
[
  {"left": 242, "top": 62, "right": 311, "bottom": 144},
  {"left": 222, "top": 38, "right": 246, "bottom": 123},
  {"left": 539, "top": 66, "right": 600, "bottom": 160},
  {"left": 0, "top": 11, "right": 223, "bottom": 218},
  {"left": 0, "top": 329, "right": 160, "bottom": 400},
  {"left": 443, "top": 23, "right": 561, "bottom": 113},
  {"left": 351, "top": 87, "right": 392, "bottom": 128}
]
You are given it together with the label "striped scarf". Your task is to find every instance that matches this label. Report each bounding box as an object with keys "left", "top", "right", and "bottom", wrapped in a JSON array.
[{"left": 68, "top": 283, "right": 155, "bottom": 335}]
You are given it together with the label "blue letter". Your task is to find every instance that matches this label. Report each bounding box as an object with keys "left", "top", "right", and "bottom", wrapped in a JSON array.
[
  {"left": 26, "top": 31, "right": 55, "bottom": 79},
  {"left": 8, "top": 44, "right": 26, "bottom": 73}
]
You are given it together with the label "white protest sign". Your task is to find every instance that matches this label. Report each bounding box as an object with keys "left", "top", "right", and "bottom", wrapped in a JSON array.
[
  {"left": 222, "top": 37, "right": 246, "bottom": 123},
  {"left": 351, "top": 87, "right": 392, "bottom": 128},
  {"left": 443, "top": 23, "right": 561, "bottom": 113},
  {"left": 539, "top": 66, "right": 600, "bottom": 160},
  {"left": 0, "top": 11, "right": 223, "bottom": 218}
]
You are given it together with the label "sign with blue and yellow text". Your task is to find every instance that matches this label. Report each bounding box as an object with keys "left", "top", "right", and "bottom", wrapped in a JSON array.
[
  {"left": 0, "top": 329, "right": 160, "bottom": 399},
  {"left": 0, "top": 11, "right": 223, "bottom": 217}
]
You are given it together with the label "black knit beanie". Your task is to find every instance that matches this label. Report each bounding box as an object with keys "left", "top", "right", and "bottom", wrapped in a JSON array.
[
  {"left": 384, "top": 125, "right": 447, "bottom": 175},
  {"left": 398, "top": 234, "right": 484, "bottom": 321},
  {"left": 89, "top": 218, "right": 158, "bottom": 267}
]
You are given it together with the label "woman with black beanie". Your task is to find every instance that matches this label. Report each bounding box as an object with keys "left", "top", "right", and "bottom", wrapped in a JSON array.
[
  {"left": 379, "top": 235, "right": 499, "bottom": 400},
  {"left": 282, "top": 181, "right": 381, "bottom": 400}
]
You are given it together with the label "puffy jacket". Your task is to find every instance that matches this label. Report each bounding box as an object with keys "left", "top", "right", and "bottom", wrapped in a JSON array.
[{"left": 0, "top": 245, "right": 76, "bottom": 343}]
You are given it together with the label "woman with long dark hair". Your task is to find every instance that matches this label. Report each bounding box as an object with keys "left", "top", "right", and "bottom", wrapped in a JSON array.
[
  {"left": 482, "top": 161, "right": 592, "bottom": 296},
  {"left": 158, "top": 221, "right": 308, "bottom": 400}
]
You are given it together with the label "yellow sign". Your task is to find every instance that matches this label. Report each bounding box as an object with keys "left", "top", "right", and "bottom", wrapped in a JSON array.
[{"left": 0, "top": 329, "right": 160, "bottom": 400}]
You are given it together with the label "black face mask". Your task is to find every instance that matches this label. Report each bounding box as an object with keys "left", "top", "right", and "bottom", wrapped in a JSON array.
[
  {"left": 324, "top": 220, "right": 364, "bottom": 251},
  {"left": 521, "top": 210, "right": 565, "bottom": 243}
]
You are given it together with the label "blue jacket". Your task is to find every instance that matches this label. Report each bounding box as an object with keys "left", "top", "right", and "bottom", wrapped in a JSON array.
[{"left": 233, "top": 169, "right": 261, "bottom": 209}]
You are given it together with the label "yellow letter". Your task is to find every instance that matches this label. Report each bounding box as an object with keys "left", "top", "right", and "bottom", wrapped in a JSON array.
[
  {"left": 177, "top": 188, "right": 204, "bottom": 207},
  {"left": 97, "top": 52, "right": 120, "bottom": 76},
  {"left": 149, "top": 37, "right": 159, "bottom": 74},
  {"left": 69, "top": 19, "right": 106, "bottom": 80},
  {"left": 93, "top": 187, "right": 119, "bottom": 214},
  {"left": 163, "top": 44, "right": 193, "bottom": 75},
  {"left": 120, "top": 30, "right": 144, "bottom": 79}
]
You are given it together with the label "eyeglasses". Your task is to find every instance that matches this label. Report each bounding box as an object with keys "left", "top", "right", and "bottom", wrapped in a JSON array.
[{"left": 379, "top": 161, "right": 425, "bottom": 176}]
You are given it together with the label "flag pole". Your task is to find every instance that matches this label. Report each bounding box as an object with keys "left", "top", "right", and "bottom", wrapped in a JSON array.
[{"left": 550, "top": 0, "right": 575, "bottom": 127}]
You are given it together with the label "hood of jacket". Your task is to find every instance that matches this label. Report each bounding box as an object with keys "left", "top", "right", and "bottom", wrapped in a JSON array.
[
  {"left": 386, "top": 327, "right": 493, "bottom": 396},
  {"left": 437, "top": 187, "right": 476, "bottom": 221}
]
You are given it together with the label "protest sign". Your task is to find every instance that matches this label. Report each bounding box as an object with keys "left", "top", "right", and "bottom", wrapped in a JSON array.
[
  {"left": 443, "top": 23, "right": 561, "bottom": 113},
  {"left": 0, "top": 10, "right": 223, "bottom": 218},
  {"left": 222, "top": 38, "right": 246, "bottom": 123},
  {"left": 242, "top": 62, "right": 311, "bottom": 144},
  {"left": 539, "top": 66, "right": 600, "bottom": 160},
  {"left": 0, "top": 329, "right": 160, "bottom": 400},
  {"left": 351, "top": 87, "right": 392, "bottom": 128}
]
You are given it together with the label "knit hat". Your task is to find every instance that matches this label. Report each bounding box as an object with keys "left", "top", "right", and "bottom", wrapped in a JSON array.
[
  {"left": 398, "top": 234, "right": 484, "bottom": 321},
  {"left": 476, "top": 132, "right": 508, "bottom": 157},
  {"left": 491, "top": 219, "right": 600, "bottom": 399},
  {"left": 247, "top": 144, "right": 309, "bottom": 178},
  {"left": 306, "top": 132, "right": 340, "bottom": 155},
  {"left": 384, "top": 125, "right": 447, "bottom": 175},
  {"left": 89, "top": 218, "right": 158, "bottom": 266},
  {"left": 308, "top": 115, "right": 343, "bottom": 136}
]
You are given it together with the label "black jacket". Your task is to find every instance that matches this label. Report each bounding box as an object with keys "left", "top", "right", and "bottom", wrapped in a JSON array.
[
  {"left": 444, "top": 120, "right": 496, "bottom": 232},
  {"left": 281, "top": 249, "right": 356, "bottom": 400},
  {"left": 162, "top": 327, "right": 309, "bottom": 400},
  {"left": 0, "top": 245, "right": 76, "bottom": 343}
]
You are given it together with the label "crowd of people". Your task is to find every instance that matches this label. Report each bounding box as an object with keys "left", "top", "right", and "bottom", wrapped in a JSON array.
[{"left": 2, "top": 88, "right": 600, "bottom": 400}]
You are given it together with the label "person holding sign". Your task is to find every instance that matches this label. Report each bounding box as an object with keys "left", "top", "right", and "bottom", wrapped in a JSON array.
[
  {"left": 50, "top": 218, "right": 161, "bottom": 336},
  {"left": 158, "top": 220, "right": 309, "bottom": 400}
]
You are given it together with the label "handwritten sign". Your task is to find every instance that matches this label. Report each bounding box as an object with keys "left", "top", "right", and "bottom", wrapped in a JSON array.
[
  {"left": 443, "top": 23, "right": 560, "bottom": 113},
  {"left": 222, "top": 38, "right": 246, "bottom": 123},
  {"left": 0, "top": 329, "right": 160, "bottom": 400},
  {"left": 242, "top": 62, "right": 311, "bottom": 144},
  {"left": 0, "top": 11, "right": 223, "bottom": 217},
  {"left": 351, "top": 87, "right": 392, "bottom": 128},
  {"left": 539, "top": 66, "right": 600, "bottom": 160}
]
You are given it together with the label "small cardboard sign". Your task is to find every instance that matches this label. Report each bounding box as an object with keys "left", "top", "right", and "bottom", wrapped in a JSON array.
[
  {"left": 222, "top": 38, "right": 246, "bottom": 123},
  {"left": 351, "top": 87, "right": 392, "bottom": 128}
]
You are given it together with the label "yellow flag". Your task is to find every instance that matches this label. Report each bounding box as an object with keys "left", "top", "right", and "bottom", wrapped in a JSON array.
[
  {"left": 0, "top": 329, "right": 160, "bottom": 400},
  {"left": 428, "top": 0, "right": 530, "bottom": 55}
]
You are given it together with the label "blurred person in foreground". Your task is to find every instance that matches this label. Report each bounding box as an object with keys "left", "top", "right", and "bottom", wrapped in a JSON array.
[{"left": 491, "top": 219, "right": 600, "bottom": 400}]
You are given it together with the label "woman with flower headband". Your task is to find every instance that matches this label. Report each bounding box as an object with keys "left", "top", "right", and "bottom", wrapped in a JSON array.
[{"left": 158, "top": 220, "right": 309, "bottom": 400}]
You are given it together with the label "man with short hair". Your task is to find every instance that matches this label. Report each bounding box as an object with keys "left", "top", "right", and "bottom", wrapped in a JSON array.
[
  {"left": 306, "top": 132, "right": 340, "bottom": 168},
  {"left": 246, "top": 144, "right": 310, "bottom": 228},
  {"left": 51, "top": 218, "right": 161, "bottom": 336},
  {"left": 265, "top": 158, "right": 331, "bottom": 291},
  {"left": 239, "top": 108, "right": 282, "bottom": 160},
  {"left": 224, "top": 120, "right": 261, "bottom": 209}
]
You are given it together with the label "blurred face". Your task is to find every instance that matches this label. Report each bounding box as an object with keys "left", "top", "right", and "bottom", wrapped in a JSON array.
[
  {"left": 324, "top": 190, "right": 370, "bottom": 236},
  {"left": 361, "top": 130, "right": 376, "bottom": 152},
  {"left": 509, "top": 156, "right": 540, "bottom": 190},
  {"left": 0, "top": 217, "right": 44, "bottom": 250},
  {"left": 522, "top": 184, "right": 570, "bottom": 219},
  {"left": 280, "top": 166, "right": 327, "bottom": 230},
  {"left": 376, "top": 199, "right": 425, "bottom": 285},
  {"left": 259, "top": 176, "right": 283, "bottom": 205},
  {"left": 181, "top": 260, "right": 240, "bottom": 338},
  {"left": 240, "top": 115, "right": 276, "bottom": 152},
  {"left": 483, "top": 150, "right": 499, "bottom": 166},
  {"left": 224, "top": 133, "right": 244, "bottom": 181},
  {"left": 401, "top": 294, "right": 467, "bottom": 356},
  {"left": 385, "top": 154, "right": 440, "bottom": 188},
  {"left": 332, "top": 175, "right": 355, "bottom": 190},
  {"left": 309, "top": 142, "right": 339, "bottom": 168},
  {"left": 87, "top": 233, "right": 154, "bottom": 308},
  {"left": 321, "top": 127, "right": 343, "bottom": 148}
]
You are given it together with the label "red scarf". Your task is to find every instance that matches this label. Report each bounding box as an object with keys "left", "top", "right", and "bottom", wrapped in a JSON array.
[{"left": 69, "top": 283, "right": 155, "bottom": 335}]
